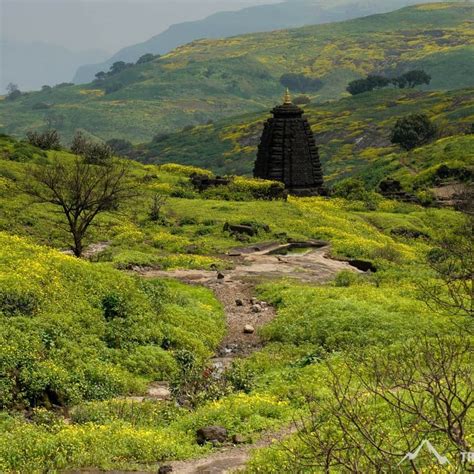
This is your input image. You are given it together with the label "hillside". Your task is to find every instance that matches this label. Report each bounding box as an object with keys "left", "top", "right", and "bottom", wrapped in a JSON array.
[
  {"left": 73, "top": 0, "right": 440, "bottom": 84},
  {"left": 0, "top": 134, "right": 472, "bottom": 471},
  {"left": 1, "top": 3, "right": 473, "bottom": 143},
  {"left": 138, "top": 87, "right": 474, "bottom": 190}
]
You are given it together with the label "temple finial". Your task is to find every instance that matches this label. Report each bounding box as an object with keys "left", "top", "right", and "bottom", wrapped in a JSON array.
[{"left": 283, "top": 88, "right": 292, "bottom": 105}]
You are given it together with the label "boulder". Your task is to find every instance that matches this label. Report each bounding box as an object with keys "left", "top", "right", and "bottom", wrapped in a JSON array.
[
  {"left": 235, "top": 299, "right": 244, "bottom": 306},
  {"left": 196, "top": 426, "right": 228, "bottom": 445},
  {"left": 224, "top": 223, "right": 257, "bottom": 237},
  {"left": 147, "top": 382, "right": 171, "bottom": 401},
  {"left": 251, "top": 304, "right": 262, "bottom": 313},
  {"left": 243, "top": 324, "right": 255, "bottom": 334},
  {"left": 158, "top": 466, "right": 173, "bottom": 474}
]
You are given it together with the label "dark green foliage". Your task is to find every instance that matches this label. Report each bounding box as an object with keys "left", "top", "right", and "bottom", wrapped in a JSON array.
[
  {"left": 347, "top": 70, "right": 431, "bottom": 95},
  {"left": 0, "top": 289, "right": 39, "bottom": 317},
  {"left": 41, "top": 85, "right": 52, "bottom": 92},
  {"left": 396, "top": 69, "right": 431, "bottom": 88},
  {"left": 391, "top": 113, "right": 438, "bottom": 150},
  {"left": 347, "top": 75, "right": 390, "bottom": 95},
  {"left": 102, "top": 293, "right": 129, "bottom": 321},
  {"left": 26, "top": 130, "right": 61, "bottom": 150},
  {"left": 109, "top": 61, "right": 132, "bottom": 75},
  {"left": 136, "top": 53, "right": 157, "bottom": 64},
  {"left": 280, "top": 73, "right": 323, "bottom": 93},
  {"left": 94, "top": 71, "right": 107, "bottom": 82},
  {"left": 5, "top": 83, "right": 22, "bottom": 102}
]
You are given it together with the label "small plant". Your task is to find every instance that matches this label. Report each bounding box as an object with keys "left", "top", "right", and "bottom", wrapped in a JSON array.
[
  {"left": 334, "top": 270, "right": 358, "bottom": 287},
  {"left": 102, "top": 293, "right": 128, "bottom": 321}
]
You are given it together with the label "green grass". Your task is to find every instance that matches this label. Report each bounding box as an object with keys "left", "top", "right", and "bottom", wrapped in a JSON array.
[
  {"left": 0, "top": 133, "right": 472, "bottom": 472},
  {"left": 1, "top": 3, "right": 473, "bottom": 143}
]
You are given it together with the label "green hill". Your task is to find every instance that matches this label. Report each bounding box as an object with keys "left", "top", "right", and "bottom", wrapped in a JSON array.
[
  {"left": 137, "top": 87, "right": 474, "bottom": 191},
  {"left": 0, "top": 134, "right": 472, "bottom": 472},
  {"left": 1, "top": 3, "right": 473, "bottom": 143}
]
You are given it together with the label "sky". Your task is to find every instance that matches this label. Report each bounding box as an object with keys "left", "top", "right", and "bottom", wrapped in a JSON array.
[{"left": 1, "top": 0, "right": 283, "bottom": 54}]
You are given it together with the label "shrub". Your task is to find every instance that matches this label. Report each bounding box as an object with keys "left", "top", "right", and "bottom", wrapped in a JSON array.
[
  {"left": 80, "top": 140, "right": 113, "bottom": 164},
  {"left": 0, "top": 288, "right": 39, "bottom": 317},
  {"left": 71, "top": 132, "right": 118, "bottom": 163},
  {"left": 102, "top": 293, "right": 129, "bottom": 321},
  {"left": 136, "top": 53, "right": 157, "bottom": 64},
  {"left": 334, "top": 270, "right": 359, "bottom": 287},
  {"left": 26, "top": 129, "right": 61, "bottom": 150},
  {"left": 391, "top": 113, "right": 437, "bottom": 150}
]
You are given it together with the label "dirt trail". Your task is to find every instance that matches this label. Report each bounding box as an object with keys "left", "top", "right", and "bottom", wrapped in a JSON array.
[
  {"left": 135, "top": 243, "right": 357, "bottom": 473},
  {"left": 139, "top": 243, "right": 356, "bottom": 363}
]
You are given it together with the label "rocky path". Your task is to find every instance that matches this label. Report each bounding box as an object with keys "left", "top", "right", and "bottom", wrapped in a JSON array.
[
  {"left": 133, "top": 243, "right": 358, "bottom": 473},
  {"left": 139, "top": 242, "right": 356, "bottom": 363}
]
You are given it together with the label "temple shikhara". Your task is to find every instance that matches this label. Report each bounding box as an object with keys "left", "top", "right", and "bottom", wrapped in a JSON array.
[{"left": 254, "top": 89, "right": 324, "bottom": 196}]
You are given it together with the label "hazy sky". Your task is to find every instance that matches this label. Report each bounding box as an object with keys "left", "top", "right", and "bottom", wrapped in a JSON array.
[{"left": 1, "top": 0, "right": 282, "bottom": 53}]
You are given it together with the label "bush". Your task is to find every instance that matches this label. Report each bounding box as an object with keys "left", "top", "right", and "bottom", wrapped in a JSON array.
[
  {"left": 0, "top": 288, "right": 39, "bottom": 317},
  {"left": 391, "top": 113, "right": 437, "bottom": 150},
  {"left": 136, "top": 53, "right": 157, "bottom": 64},
  {"left": 347, "top": 75, "right": 390, "bottom": 95},
  {"left": 26, "top": 129, "right": 61, "bottom": 150},
  {"left": 70, "top": 132, "right": 113, "bottom": 164},
  {"left": 280, "top": 73, "right": 323, "bottom": 93}
]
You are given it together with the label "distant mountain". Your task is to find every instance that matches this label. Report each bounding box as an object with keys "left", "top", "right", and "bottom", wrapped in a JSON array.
[
  {"left": 2, "top": 3, "right": 473, "bottom": 143},
  {"left": 1, "top": 41, "right": 108, "bottom": 93},
  {"left": 73, "top": 0, "right": 445, "bottom": 84}
]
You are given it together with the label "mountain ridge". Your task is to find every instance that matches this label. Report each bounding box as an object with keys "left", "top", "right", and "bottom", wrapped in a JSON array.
[
  {"left": 1, "top": 3, "right": 473, "bottom": 143},
  {"left": 72, "top": 0, "right": 450, "bottom": 84}
]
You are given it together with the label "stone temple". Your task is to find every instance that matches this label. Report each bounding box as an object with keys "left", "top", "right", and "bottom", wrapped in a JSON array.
[{"left": 253, "top": 89, "right": 324, "bottom": 196}]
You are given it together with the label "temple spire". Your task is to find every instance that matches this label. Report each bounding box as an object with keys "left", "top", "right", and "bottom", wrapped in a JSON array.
[{"left": 283, "top": 88, "right": 292, "bottom": 105}]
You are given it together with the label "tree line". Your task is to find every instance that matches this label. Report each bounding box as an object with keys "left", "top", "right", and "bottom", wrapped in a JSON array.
[{"left": 347, "top": 70, "right": 431, "bottom": 95}]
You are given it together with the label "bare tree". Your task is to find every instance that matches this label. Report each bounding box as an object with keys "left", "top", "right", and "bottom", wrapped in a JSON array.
[
  {"left": 287, "top": 335, "right": 473, "bottom": 472},
  {"left": 149, "top": 193, "right": 168, "bottom": 222},
  {"left": 419, "top": 216, "right": 473, "bottom": 318},
  {"left": 23, "top": 156, "right": 136, "bottom": 257}
]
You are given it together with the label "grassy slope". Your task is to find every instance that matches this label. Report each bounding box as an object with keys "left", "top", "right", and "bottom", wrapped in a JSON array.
[
  {"left": 140, "top": 87, "right": 474, "bottom": 188},
  {"left": 0, "top": 135, "right": 472, "bottom": 471},
  {"left": 1, "top": 3, "right": 473, "bottom": 143}
]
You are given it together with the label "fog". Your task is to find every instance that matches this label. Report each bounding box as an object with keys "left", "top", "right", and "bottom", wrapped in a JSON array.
[{"left": 1, "top": 0, "right": 282, "bottom": 53}]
